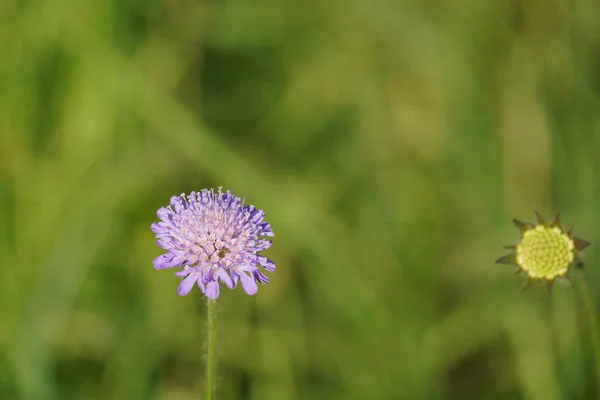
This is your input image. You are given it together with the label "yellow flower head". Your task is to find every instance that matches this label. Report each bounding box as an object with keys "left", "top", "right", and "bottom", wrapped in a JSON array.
[{"left": 496, "top": 212, "right": 590, "bottom": 293}]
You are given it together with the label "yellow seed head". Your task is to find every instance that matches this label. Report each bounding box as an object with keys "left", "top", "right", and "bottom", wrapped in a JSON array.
[
  {"left": 497, "top": 213, "right": 590, "bottom": 293},
  {"left": 516, "top": 225, "right": 574, "bottom": 279}
]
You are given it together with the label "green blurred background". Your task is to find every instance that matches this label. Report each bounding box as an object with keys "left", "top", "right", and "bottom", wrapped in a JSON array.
[{"left": 2, "top": 0, "right": 600, "bottom": 399}]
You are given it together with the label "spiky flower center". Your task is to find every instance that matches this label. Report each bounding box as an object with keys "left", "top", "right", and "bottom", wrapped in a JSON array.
[{"left": 516, "top": 225, "right": 574, "bottom": 279}]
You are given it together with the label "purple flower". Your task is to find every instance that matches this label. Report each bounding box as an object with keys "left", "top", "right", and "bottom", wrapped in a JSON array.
[{"left": 151, "top": 188, "right": 275, "bottom": 299}]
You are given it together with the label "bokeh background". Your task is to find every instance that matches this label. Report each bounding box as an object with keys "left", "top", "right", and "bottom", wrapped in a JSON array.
[{"left": 2, "top": 0, "right": 600, "bottom": 399}]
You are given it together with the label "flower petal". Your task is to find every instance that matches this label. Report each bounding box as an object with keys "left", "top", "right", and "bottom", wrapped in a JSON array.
[
  {"left": 151, "top": 222, "right": 170, "bottom": 234},
  {"left": 259, "top": 222, "right": 274, "bottom": 236},
  {"left": 157, "top": 207, "right": 173, "bottom": 222},
  {"left": 153, "top": 253, "right": 181, "bottom": 270},
  {"left": 249, "top": 209, "right": 265, "bottom": 223},
  {"left": 170, "top": 195, "right": 188, "bottom": 212},
  {"left": 253, "top": 270, "right": 270, "bottom": 284},
  {"left": 175, "top": 268, "right": 191, "bottom": 277},
  {"left": 178, "top": 273, "right": 199, "bottom": 296},
  {"left": 202, "top": 270, "right": 214, "bottom": 285},
  {"left": 238, "top": 272, "right": 258, "bottom": 295},
  {"left": 205, "top": 281, "right": 220, "bottom": 299},
  {"left": 217, "top": 269, "right": 234, "bottom": 289},
  {"left": 255, "top": 240, "right": 272, "bottom": 251},
  {"left": 258, "top": 256, "right": 276, "bottom": 272},
  {"left": 156, "top": 239, "right": 171, "bottom": 249},
  {"left": 197, "top": 278, "right": 206, "bottom": 292}
]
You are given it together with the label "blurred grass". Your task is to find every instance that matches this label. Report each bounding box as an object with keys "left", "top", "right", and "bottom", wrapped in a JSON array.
[{"left": 2, "top": 0, "right": 600, "bottom": 399}]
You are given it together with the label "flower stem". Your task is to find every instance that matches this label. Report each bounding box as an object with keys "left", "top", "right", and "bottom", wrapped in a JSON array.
[
  {"left": 205, "top": 299, "right": 217, "bottom": 400},
  {"left": 577, "top": 271, "right": 600, "bottom": 392}
]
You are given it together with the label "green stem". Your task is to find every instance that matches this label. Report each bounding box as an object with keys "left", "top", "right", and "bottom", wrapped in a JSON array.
[
  {"left": 205, "top": 299, "right": 217, "bottom": 400},
  {"left": 577, "top": 271, "right": 600, "bottom": 392}
]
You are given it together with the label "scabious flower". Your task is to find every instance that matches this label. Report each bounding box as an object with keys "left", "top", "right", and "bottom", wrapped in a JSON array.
[
  {"left": 496, "top": 212, "right": 590, "bottom": 293},
  {"left": 151, "top": 188, "right": 275, "bottom": 299}
]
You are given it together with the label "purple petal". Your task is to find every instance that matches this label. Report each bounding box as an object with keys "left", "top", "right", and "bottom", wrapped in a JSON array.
[
  {"left": 258, "top": 257, "right": 276, "bottom": 272},
  {"left": 259, "top": 223, "right": 274, "bottom": 236},
  {"left": 249, "top": 209, "right": 265, "bottom": 223},
  {"left": 156, "top": 239, "right": 170, "bottom": 249},
  {"left": 217, "top": 269, "right": 234, "bottom": 289},
  {"left": 205, "top": 281, "right": 220, "bottom": 299},
  {"left": 170, "top": 248, "right": 186, "bottom": 257},
  {"left": 170, "top": 195, "right": 187, "bottom": 212},
  {"left": 199, "top": 190, "right": 212, "bottom": 206},
  {"left": 238, "top": 272, "right": 258, "bottom": 295},
  {"left": 202, "top": 270, "right": 214, "bottom": 285},
  {"left": 178, "top": 273, "right": 199, "bottom": 296},
  {"left": 175, "top": 268, "right": 191, "bottom": 277},
  {"left": 156, "top": 207, "right": 173, "bottom": 222},
  {"left": 151, "top": 221, "right": 170, "bottom": 234},
  {"left": 255, "top": 240, "right": 272, "bottom": 251},
  {"left": 221, "top": 191, "right": 234, "bottom": 204},
  {"left": 153, "top": 253, "right": 180, "bottom": 270},
  {"left": 237, "top": 263, "right": 258, "bottom": 273},
  {"left": 184, "top": 252, "right": 200, "bottom": 265},
  {"left": 253, "top": 270, "right": 270, "bottom": 284}
]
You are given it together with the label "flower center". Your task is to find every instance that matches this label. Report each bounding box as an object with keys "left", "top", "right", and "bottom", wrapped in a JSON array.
[{"left": 516, "top": 225, "right": 575, "bottom": 279}]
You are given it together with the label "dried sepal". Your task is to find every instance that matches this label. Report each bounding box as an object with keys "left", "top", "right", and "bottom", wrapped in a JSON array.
[
  {"left": 496, "top": 253, "right": 517, "bottom": 265},
  {"left": 545, "top": 279, "right": 555, "bottom": 294},
  {"left": 550, "top": 213, "right": 562, "bottom": 230},
  {"left": 513, "top": 219, "right": 534, "bottom": 235},
  {"left": 523, "top": 278, "right": 535, "bottom": 291},
  {"left": 573, "top": 236, "right": 590, "bottom": 251},
  {"left": 534, "top": 211, "right": 546, "bottom": 225}
]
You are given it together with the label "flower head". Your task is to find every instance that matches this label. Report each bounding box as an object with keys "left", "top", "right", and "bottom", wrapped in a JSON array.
[
  {"left": 151, "top": 188, "right": 275, "bottom": 299},
  {"left": 496, "top": 212, "right": 590, "bottom": 293}
]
